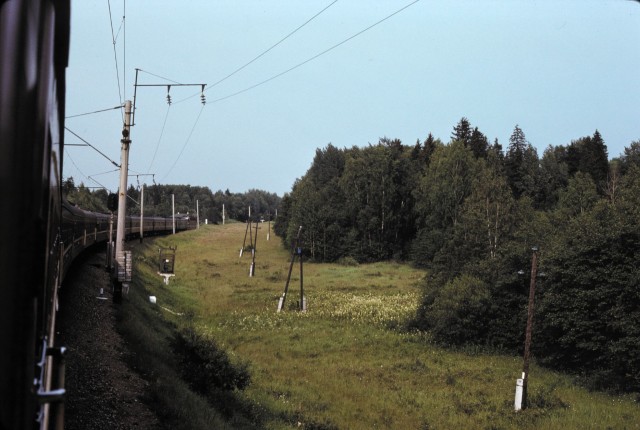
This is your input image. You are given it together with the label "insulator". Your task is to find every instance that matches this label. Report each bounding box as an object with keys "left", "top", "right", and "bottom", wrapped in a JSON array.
[
  {"left": 200, "top": 93, "right": 206, "bottom": 105},
  {"left": 166, "top": 94, "right": 172, "bottom": 105}
]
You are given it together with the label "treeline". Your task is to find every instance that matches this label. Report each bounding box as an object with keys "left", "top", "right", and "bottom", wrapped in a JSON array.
[
  {"left": 275, "top": 118, "right": 640, "bottom": 393},
  {"left": 63, "top": 179, "right": 280, "bottom": 223}
]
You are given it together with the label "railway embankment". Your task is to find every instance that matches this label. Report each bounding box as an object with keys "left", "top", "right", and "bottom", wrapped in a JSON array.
[{"left": 58, "top": 249, "right": 160, "bottom": 430}]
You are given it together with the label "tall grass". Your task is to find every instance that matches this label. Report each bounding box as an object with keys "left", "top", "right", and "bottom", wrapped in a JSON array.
[{"left": 121, "top": 223, "right": 640, "bottom": 429}]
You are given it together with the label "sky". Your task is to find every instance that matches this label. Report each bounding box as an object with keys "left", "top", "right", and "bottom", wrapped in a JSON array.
[{"left": 63, "top": 0, "right": 640, "bottom": 196}]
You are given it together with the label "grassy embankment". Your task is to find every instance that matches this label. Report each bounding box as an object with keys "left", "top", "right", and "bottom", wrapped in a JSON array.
[{"left": 117, "top": 222, "right": 640, "bottom": 429}]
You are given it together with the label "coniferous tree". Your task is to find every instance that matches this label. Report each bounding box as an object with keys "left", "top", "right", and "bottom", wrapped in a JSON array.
[
  {"left": 451, "top": 117, "right": 472, "bottom": 144},
  {"left": 469, "top": 127, "right": 489, "bottom": 158},
  {"left": 536, "top": 145, "right": 569, "bottom": 210},
  {"left": 565, "top": 131, "right": 609, "bottom": 190},
  {"left": 504, "top": 125, "right": 539, "bottom": 199},
  {"left": 620, "top": 140, "right": 640, "bottom": 174},
  {"left": 421, "top": 133, "right": 439, "bottom": 165}
]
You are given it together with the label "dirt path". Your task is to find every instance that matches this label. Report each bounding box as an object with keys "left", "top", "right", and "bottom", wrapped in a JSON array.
[{"left": 57, "top": 250, "right": 160, "bottom": 430}]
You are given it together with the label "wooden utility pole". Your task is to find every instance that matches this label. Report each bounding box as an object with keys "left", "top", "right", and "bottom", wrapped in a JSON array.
[
  {"left": 240, "top": 220, "right": 249, "bottom": 258},
  {"left": 267, "top": 212, "right": 271, "bottom": 241},
  {"left": 250, "top": 220, "right": 258, "bottom": 277},
  {"left": 515, "top": 246, "right": 539, "bottom": 410},
  {"left": 277, "top": 226, "right": 305, "bottom": 312}
]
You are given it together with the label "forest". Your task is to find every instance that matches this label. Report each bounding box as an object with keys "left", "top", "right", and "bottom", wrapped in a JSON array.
[
  {"left": 274, "top": 118, "right": 640, "bottom": 394},
  {"left": 62, "top": 179, "right": 280, "bottom": 224}
]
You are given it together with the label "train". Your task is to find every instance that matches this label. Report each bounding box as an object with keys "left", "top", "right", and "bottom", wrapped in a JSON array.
[
  {"left": 61, "top": 199, "right": 194, "bottom": 275},
  {"left": 1, "top": 1, "right": 194, "bottom": 428}
]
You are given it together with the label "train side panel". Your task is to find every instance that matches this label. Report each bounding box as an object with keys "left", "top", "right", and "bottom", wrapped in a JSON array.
[{"left": 0, "top": 0, "right": 70, "bottom": 428}]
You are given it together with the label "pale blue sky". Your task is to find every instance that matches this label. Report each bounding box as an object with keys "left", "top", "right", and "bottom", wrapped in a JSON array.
[{"left": 64, "top": 0, "right": 640, "bottom": 196}]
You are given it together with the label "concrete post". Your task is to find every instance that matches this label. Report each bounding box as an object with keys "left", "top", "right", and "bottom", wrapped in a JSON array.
[{"left": 115, "top": 100, "right": 132, "bottom": 260}]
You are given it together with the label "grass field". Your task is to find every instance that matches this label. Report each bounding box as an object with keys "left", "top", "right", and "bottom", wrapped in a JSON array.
[{"left": 121, "top": 222, "right": 640, "bottom": 429}]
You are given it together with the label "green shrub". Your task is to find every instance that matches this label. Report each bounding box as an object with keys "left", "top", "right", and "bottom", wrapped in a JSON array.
[
  {"left": 337, "top": 256, "right": 359, "bottom": 266},
  {"left": 171, "top": 326, "right": 251, "bottom": 395},
  {"left": 424, "top": 274, "right": 491, "bottom": 345}
]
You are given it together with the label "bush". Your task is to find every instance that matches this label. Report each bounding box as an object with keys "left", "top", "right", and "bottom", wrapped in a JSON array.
[
  {"left": 171, "top": 326, "right": 251, "bottom": 395},
  {"left": 337, "top": 256, "right": 359, "bottom": 266},
  {"left": 423, "top": 274, "right": 491, "bottom": 345},
  {"left": 535, "top": 217, "right": 640, "bottom": 393}
]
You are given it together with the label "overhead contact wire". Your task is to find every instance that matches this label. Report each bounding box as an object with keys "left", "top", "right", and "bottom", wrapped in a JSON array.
[
  {"left": 107, "top": 0, "right": 124, "bottom": 121},
  {"left": 65, "top": 104, "right": 123, "bottom": 119},
  {"left": 173, "top": 0, "right": 339, "bottom": 104},
  {"left": 209, "top": 0, "right": 420, "bottom": 104},
  {"left": 207, "top": 0, "right": 339, "bottom": 90},
  {"left": 64, "top": 150, "right": 88, "bottom": 182},
  {"left": 146, "top": 104, "right": 171, "bottom": 173},
  {"left": 138, "top": 69, "right": 183, "bottom": 84},
  {"left": 65, "top": 127, "right": 121, "bottom": 168},
  {"left": 161, "top": 104, "right": 205, "bottom": 182}
]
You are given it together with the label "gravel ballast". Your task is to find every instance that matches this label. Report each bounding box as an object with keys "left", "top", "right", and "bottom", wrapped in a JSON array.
[{"left": 57, "top": 250, "right": 160, "bottom": 430}]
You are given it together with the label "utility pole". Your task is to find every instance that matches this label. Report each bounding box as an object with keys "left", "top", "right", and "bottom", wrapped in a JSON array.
[
  {"left": 113, "top": 100, "right": 133, "bottom": 301},
  {"left": 115, "top": 100, "right": 132, "bottom": 259},
  {"left": 134, "top": 174, "right": 154, "bottom": 243},
  {"left": 139, "top": 183, "right": 144, "bottom": 242},
  {"left": 267, "top": 212, "right": 271, "bottom": 241},
  {"left": 196, "top": 200, "right": 199, "bottom": 229},
  {"left": 172, "top": 194, "right": 175, "bottom": 234},
  {"left": 249, "top": 219, "right": 257, "bottom": 277},
  {"left": 515, "top": 246, "right": 539, "bottom": 410},
  {"left": 277, "top": 226, "right": 305, "bottom": 312}
]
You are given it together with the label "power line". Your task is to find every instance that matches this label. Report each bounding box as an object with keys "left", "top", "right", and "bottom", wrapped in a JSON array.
[
  {"left": 65, "top": 127, "right": 120, "bottom": 168},
  {"left": 161, "top": 104, "right": 205, "bottom": 182},
  {"left": 86, "top": 175, "right": 111, "bottom": 191},
  {"left": 64, "top": 151, "right": 112, "bottom": 191},
  {"left": 146, "top": 104, "right": 171, "bottom": 173},
  {"left": 123, "top": 0, "right": 126, "bottom": 101},
  {"left": 207, "top": 0, "right": 339, "bottom": 91},
  {"left": 134, "top": 2, "right": 418, "bottom": 184},
  {"left": 173, "top": 0, "right": 339, "bottom": 105},
  {"left": 107, "top": 0, "right": 124, "bottom": 120},
  {"left": 89, "top": 168, "right": 120, "bottom": 177},
  {"left": 138, "top": 69, "right": 182, "bottom": 84},
  {"left": 209, "top": 0, "right": 420, "bottom": 105},
  {"left": 65, "top": 104, "right": 123, "bottom": 119},
  {"left": 64, "top": 149, "right": 87, "bottom": 181}
]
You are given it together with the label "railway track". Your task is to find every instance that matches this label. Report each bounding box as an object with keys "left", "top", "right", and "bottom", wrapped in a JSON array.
[{"left": 58, "top": 250, "right": 160, "bottom": 430}]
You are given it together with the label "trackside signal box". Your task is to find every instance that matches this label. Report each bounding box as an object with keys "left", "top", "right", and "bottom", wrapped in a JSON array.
[
  {"left": 158, "top": 246, "right": 176, "bottom": 284},
  {"left": 158, "top": 246, "right": 176, "bottom": 273}
]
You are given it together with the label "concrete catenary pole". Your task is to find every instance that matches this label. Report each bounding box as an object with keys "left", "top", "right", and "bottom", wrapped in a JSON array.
[
  {"left": 139, "top": 183, "right": 144, "bottom": 242},
  {"left": 115, "top": 100, "right": 132, "bottom": 260}
]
